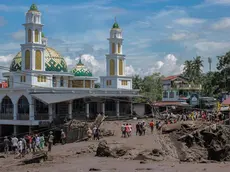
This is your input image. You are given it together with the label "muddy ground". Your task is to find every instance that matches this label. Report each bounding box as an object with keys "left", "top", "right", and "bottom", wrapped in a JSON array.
[{"left": 1, "top": 120, "right": 230, "bottom": 172}]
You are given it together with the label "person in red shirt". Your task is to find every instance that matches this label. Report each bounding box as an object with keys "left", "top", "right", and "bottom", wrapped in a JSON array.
[{"left": 149, "top": 120, "right": 154, "bottom": 134}]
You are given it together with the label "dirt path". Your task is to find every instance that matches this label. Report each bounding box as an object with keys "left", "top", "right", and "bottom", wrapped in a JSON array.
[{"left": 1, "top": 120, "right": 230, "bottom": 172}]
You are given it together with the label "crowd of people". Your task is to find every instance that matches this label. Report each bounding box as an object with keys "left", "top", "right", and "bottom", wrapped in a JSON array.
[{"left": 2, "top": 129, "right": 66, "bottom": 157}]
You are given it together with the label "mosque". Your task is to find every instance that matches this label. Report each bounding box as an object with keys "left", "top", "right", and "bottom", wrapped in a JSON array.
[{"left": 0, "top": 4, "right": 139, "bottom": 137}]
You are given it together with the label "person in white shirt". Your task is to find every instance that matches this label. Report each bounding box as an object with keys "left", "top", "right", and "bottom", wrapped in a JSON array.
[{"left": 11, "top": 136, "right": 18, "bottom": 154}]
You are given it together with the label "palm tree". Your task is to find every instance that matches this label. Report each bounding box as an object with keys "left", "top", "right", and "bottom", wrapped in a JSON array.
[
  {"left": 183, "top": 60, "right": 193, "bottom": 82},
  {"left": 193, "top": 56, "right": 203, "bottom": 83},
  {"left": 132, "top": 75, "right": 143, "bottom": 91}
]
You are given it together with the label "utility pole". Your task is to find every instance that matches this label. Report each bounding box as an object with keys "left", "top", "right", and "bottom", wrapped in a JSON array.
[{"left": 208, "top": 57, "right": 212, "bottom": 72}]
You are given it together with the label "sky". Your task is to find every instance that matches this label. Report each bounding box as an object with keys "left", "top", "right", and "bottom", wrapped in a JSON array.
[{"left": 1, "top": 0, "right": 230, "bottom": 77}]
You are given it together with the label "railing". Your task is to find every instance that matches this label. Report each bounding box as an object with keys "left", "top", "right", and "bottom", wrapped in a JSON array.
[
  {"left": 17, "top": 113, "right": 29, "bottom": 120},
  {"left": 0, "top": 113, "right": 13, "bottom": 120},
  {"left": 34, "top": 113, "right": 49, "bottom": 120}
]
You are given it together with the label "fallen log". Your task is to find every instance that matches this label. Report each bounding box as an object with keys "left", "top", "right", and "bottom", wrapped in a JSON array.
[{"left": 22, "top": 151, "right": 48, "bottom": 164}]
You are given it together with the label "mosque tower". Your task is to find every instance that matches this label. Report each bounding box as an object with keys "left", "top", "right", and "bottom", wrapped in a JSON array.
[
  {"left": 21, "top": 4, "right": 46, "bottom": 72},
  {"left": 100, "top": 18, "right": 132, "bottom": 89}
]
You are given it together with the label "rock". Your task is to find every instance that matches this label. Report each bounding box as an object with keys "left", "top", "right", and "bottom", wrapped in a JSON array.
[
  {"left": 89, "top": 168, "right": 101, "bottom": 171},
  {"left": 133, "top": 153, "right": 150, "bottom": 161},
  {"left": 140, "top": 160, "right": 147, "bottom": 164},
  {"left": 96, "top": 140, "right": 113, "bottom": 157}
]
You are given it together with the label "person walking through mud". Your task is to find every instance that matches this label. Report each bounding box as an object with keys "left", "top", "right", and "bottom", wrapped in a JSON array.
[
  {"left": 60, "top": 129, "right": 66, "bottom": 145},
  {"left": 121, "top": 124, "right": 126, "bottom": 137},
  {"left": 93, "top": 126, "right": 100, "bottom": 140},
  {"left": 48, "top": 131, "right": 54, "bottom": 152},
  {"left": 136, "top": 122, "right": 140, "bottom": 136},
  {"left": 3, "top": 136, "right": 10, "bottom": 155},
  {"left": 149, "top": 120, "right": 154, "bottom": 134}
]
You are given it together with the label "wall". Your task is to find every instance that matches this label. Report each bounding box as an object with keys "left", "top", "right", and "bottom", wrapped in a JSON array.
[{"left": 117, "top": 78, "right": 132, "bottom": 89}]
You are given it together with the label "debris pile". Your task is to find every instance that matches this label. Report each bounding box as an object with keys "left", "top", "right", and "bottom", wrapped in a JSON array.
[{"left": 167, "top": 121, "right": 230, "bottom": 162}]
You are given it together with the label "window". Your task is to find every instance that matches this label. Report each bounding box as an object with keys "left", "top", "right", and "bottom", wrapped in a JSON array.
[
  {"left": 60, "top": 76, "right": 64, "bottom": 87},
  {"left": 53, "top": 77, "right": 56, "bottom": 87},
  {"left": 121, "top": 80, "right": 128, "bottom": 86},
  {"left": 109, "top": 59, "right": 115, "bottom": 76},
  {"left": 163, "top": 91, "right": 168, "bottom": 98},
  {"left": 85, "top": 80, "right": 91, "bottom": 88},
  {"left": 20, "top": 75, "right": 26, "bottom": 82},
  {"left": 106, "top": 80, "right": 112, "bottom": 86},
  {"left": 25, "top": 50, "right": 30, "bottom": 70},
  {"left": 35, "top": 50, "right": 41, "bottom": 70},
  {"left": 118, "top": 43, "right": 121, "bottom": 54},
  {"left": 169, "top": 91, "right": 174, "bottom": 98},
  {"left": 119, "top": 59, "right": 123, "bottom": 75},
  {"left": 28, "top": 29, "right": 32, "bottom": 42},
  {"left": 35, "top": 29, "right": 39, "bottom": 42},
  {"left": 112, "top": 43, "right": 116, "bottom": 54},
  {"left": 37, "top": 75, "right": 46, "bottom": 82}
]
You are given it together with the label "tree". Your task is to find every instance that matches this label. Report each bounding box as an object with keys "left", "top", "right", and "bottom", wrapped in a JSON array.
[
  {"left": 94, "top": 83, "right": 100, "bottom": 88},
  {"left": 183, "top": 60, "right": 193, "bottom": 82},
  {"left": 192, "top": 56, "right": 203, "bottom": 83}
]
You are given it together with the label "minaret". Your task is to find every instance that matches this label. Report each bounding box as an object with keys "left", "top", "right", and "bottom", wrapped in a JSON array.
[
  {"left": 106, "top": 17, "right": 126, "bottom": 76},
  {"left": 21, "top": 4, "right": 46, "bottom": 71},
  {"left": 100, "top": 18, "right": 132, "bottom": 90}
]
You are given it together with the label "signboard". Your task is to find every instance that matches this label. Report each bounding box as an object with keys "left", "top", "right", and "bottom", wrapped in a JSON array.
[{"left": 190, "top": 94, "right": 199, "bottom": 106}]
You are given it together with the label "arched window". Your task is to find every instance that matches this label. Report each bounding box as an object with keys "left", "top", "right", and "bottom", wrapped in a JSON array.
[
  {"left": 112, "top": 43, "right": 116, "bottom": 54},
  {"left": 28, "top": 29, "right": 32, "bottom": 42},
  {"left": 25, "top": 50, "right": 30, "bottom": 70},
  {"left": 118, "top": 43, "right": 121, "bottom": 54},
  {"left": 119, "top": 59, "right": 123, "bottom": 75},
  {"left": 35, "top": 29, "right": 39, "bottom": 42},
  {"left": 60, "top": 76, "right": 64, "bottom": 87},
  {"left": 1, "top": 96, "right": 13, "bottom": 115},
  {"left": 109, "top": 59, "right": 115, "bottom": 76},
  {"left": 18, "top": 96, "right": 29, "bottom": 114},
  {"left": 35, "top": 50, "right": 41, "bottom": 70}
]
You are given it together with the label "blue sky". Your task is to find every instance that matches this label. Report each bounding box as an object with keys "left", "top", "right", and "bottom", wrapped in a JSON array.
[{"left": 1, "top": 0, "right": 230, "bottom": 76}]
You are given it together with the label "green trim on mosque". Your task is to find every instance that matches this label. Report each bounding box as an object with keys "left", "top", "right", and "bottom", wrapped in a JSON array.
[
  {"left": 71, "top": 59, "right": 93, "bottom": 76},
  {"left": 72, "top": 68, "right": 93, "bottom": 77},
  {"left": 10, "top": 47, "right": 68, "bottom": 72},
  {"left": 29, "top": 4, "right": 39, "bottom": 11},
  {"left": 112, "top": 22, "right": 119, "bottom": 29}
]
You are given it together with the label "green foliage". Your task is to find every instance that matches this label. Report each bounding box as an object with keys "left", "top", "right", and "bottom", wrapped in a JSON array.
[
  {"left": 95, "top": 83, "right": 100, "bottom": 88},
  {"left": 132, "top": 73, "right": 163, "bottom": 103},
  {"left": 183, "top": 56, "right": 203, "bottom": 84}
]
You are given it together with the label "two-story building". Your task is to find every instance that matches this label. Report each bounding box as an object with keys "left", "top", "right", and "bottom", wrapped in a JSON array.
[
  {"left": 0, "top": 4, "right": 139, "bottom": 137},
  {"left": 162, "top": 75, "right": 202, "bottom": 102}
]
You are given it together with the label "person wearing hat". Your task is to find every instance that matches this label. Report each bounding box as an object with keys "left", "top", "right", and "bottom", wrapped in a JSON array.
[
  {"left": 3, "top": 136, "right": 10, "bottom": 155},
  {"left": 48, "top": 131, "right": 54, "bottom": 151}
]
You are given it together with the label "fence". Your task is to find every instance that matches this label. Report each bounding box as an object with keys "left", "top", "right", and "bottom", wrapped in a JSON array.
[{"left": 64, "top": 126, "right": 88, "bottom": 143}]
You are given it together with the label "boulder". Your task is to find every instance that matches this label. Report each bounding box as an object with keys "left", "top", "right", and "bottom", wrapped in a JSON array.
[{"left": 96, "top": 140, "right": 113, "bottom": 157}]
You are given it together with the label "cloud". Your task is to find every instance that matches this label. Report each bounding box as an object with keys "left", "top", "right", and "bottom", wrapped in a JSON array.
[
  {"left": 0, "top": 54, "right": 14, "bottom": 79},
  {"left": 205, "top": 0, "right": 230, "bottom": 5},
  {"left": 0, "top": 16, "right": 6, "bottom": 27},
  {"left": 212, "top": 18, "right": 230, "bottom": 30},
  {"left": 194, "top": 41, "right": 230, "bottom": 56},
  {"left": 11, "top": 30, "right": 24, "bottom": 41},
  {"left": 174, "top": 18, "right": 205, "bottom": 26},
  {"left": 169, "top": 32, "right": 199, "bottom": 41}
]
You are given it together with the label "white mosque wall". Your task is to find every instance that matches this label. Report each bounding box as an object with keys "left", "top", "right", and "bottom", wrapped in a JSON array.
[{"left": 0, "top": 90, "right": 32, "bottom": 105}]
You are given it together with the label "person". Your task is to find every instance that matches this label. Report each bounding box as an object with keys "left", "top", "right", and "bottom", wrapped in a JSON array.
[
  {"left": 149, "top": 120, "right": 154, "bottom": 134},
  {"left": 142, "top": 121, "right": 146, "bottom": 135},
  {"left": 93, "top": 126, "right": 100, "bottom": 140},
  {"left": 48, "top": 131, "right": 54, "bottom": 152},
  {"left": 18, "top": 138, "right": 24, "bottom": 158},
  {"left": 3, "top": 136, "right": 10, "bottom": 155},
  {"left": 40, "top": 134, "right": 45, "bottom": 149},
  {"left": 87, "top": 127, "right": 92, "bottom": 140},
  {"left": 11, "top": 135, "right": 18, "bottom": 154},
  {"left": 125, "top": 123, "right": 130, "bottom": 137},
  {"left": 128, "top": 124, "right": 132, "bottom": 136},
  {"left": 121, "top": 124, "right": 126, "bottom": 137},
  {"left": 136, "top": 122, "right": 140, "bottom": 136},
  {"left": 35, "top": 134, "right": 41, "bottom": 151},
  {"left": 60, "top": 129, "right": 66, "bottom": 145},
  {"left": 156, "top": 121, "right": 159, "bottom": 130},
  {"left": 22, "top": 137, "right": 27, "bottom": 155}
]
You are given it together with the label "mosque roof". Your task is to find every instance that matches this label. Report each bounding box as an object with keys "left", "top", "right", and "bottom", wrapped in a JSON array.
[{"left": 71, "top": 59, "right": 93, "bottom": 77}]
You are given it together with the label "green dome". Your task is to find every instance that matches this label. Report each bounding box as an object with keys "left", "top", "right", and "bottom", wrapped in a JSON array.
[
  {"left": 112, "top": 22, "right": 119, "bottom": 29},
  {"left": 10, "top": 47, "right": 68, "bottom": 72},
  {"left": 71, "top": 59, "right": 92, "bottom": 76},
  {"left": 29, "top": 4, "right": 39, "bottom": 11}
]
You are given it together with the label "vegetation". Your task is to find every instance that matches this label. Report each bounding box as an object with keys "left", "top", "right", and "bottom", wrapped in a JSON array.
[{"left": 132, "top": 50, "right": 230, "bottom": 103}]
